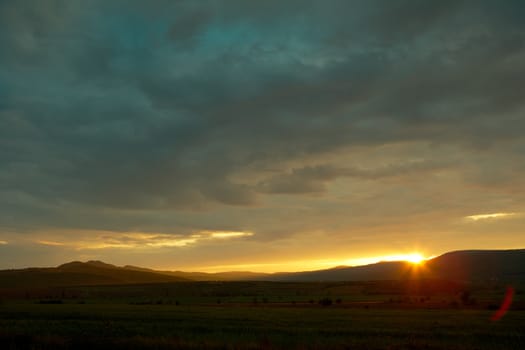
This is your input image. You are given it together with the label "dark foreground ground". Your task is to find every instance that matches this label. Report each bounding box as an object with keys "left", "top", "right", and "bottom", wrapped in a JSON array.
[{"left": 1, "top": 281, "right": 524, "bottom": 349}]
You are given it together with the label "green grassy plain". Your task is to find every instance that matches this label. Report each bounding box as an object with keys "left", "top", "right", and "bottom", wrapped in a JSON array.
[{"left": 1, "top": 281, "right": 524, "bottom": 349}]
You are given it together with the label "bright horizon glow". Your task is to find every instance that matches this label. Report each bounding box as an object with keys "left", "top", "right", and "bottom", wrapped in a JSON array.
[
  {"left": 170, "top": 252, "right": 430, "bottom": 273},
  {"left": 340, "top": 252, "right": 429, "bottom": 267}
]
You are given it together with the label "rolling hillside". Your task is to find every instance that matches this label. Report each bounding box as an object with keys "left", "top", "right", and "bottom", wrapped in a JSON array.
[
  {"left": 0, "top": 260, "right": 189, "bottom": 288},
  {"left": 268, "top": 249, "right": 525, "bottom": 283},
  {"left": 123, "top": 265, "right": 268, "bottom": 281},
  {"left": 0, "top": 249, "right": 524, "bottom": 288},
  {"left": 424, "top": 249, "right": 525, "bottom": 282}
]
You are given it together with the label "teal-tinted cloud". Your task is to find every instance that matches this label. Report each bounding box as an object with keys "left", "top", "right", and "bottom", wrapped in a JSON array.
[{"left": 1, "top": 0, "right": 524, "bottom": 241}]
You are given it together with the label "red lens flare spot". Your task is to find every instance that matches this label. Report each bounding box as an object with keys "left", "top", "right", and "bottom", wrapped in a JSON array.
[{"left": 491, "top": 286, "right": 514, "bottom": 321}]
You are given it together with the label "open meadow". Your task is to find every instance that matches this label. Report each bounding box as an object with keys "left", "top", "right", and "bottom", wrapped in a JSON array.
[{"left": 1, "top": 281, "right": 524, "bottom": 349}]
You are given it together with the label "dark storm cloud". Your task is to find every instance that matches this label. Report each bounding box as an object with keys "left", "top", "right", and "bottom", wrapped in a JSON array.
[
  {"left": 1, "top": 0, "right": 525, "bottom": 236},
  {"left": 257, "top": 161, "right": 449, "bottom": 194}
]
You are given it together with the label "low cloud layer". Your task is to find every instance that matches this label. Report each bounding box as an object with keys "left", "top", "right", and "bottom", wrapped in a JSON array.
[{"left": 1, "top": 0, "right": 524, "bottom": 269}]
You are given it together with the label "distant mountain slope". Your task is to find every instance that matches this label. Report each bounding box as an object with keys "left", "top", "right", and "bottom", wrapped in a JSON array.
[
  {"left": 268, "top": 261, "right": 412, "bottom": 282},
  {"left": 266, "top": 249, "right": 525, "bottom": 283},
  {"left": 123, "top": 265, "right": 268, "bottom": 281},
  {"left": 0, "top": 260, "right": 189, "bottom": 288},
  {"left": 1, "top": 249, "right": 524, "bottom": 287},
  {"left": 425, "top": 249, "right": 525, "bottom": 282}
]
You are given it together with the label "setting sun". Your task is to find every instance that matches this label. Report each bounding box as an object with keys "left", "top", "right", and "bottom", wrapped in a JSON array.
[
  {"left": 403, "top": 253, "right": 425, "bottom": 264},
  {"left": 369, "top": 253, "right": 426, "bottom": 265}
]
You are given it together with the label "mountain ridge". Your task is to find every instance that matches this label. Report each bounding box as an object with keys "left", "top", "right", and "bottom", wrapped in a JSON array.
[{"left": 1, "top": 249, "right": 524, "bottom": 287}]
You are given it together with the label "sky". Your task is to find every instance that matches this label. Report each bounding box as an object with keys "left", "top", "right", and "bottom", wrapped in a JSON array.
[{"left": 1, "top": 0, "right": 524, "bottom": 272}]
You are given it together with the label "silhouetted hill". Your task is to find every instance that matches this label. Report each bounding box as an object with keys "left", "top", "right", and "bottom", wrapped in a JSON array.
[
  {"left": 425, "top": 249, "right": 525, "bottom": 282},
  {"left": 266, "top": 249, "right": 525, "bottom": 283},
  {"left": 0, "top": 261, "right": 267, "bottom": 288},
  {"left": 267, "top": 261, "right": 414, "bottom": 282},
  {"left": 123, "top": 265, "right": 268, "bottom": 281},
  {"left": 0, "top": 261, "right": 189, "bottom": 288},
  {"left": 1, "top": 249, "right": 524, "bottom": 287},
  {"left": 58, "top": 260, "right": 119, "bottom": 271}
]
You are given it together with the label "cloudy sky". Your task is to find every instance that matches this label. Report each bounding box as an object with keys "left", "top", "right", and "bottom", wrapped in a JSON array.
[{"left": 1, "top": 0, "right": 524, "bottom": 272}]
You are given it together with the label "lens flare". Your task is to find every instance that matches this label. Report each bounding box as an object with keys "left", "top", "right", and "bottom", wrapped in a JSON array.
[{"left": 491, "top": 286, "right": 515, "bottom": 321}]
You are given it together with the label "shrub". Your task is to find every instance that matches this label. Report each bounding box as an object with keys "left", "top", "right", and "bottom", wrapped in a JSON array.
[
  {"left": 37, "top": 299, "right": 63, "bottom": 304},
  {"left": 319, "top": 297, "right": 332, "bottom": 306}
]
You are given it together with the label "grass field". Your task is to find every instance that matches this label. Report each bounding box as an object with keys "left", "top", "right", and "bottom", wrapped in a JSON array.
[{"left": 1, "top": 281, "right": 524, "bottom": 349}]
